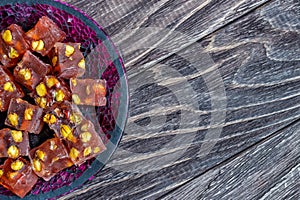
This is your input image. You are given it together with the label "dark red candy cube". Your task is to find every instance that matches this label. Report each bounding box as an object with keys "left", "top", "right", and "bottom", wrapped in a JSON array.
[
  {"left": 70, "top": 78, "right": 107, "bottom": 106},
  {"left": 5, "top": 98, "right": 44, "bottom": 134},
  {"left": 43, "top": 101, "right": 84, "bottom": 139},
  {"left": 26, "top": 16, "right": 66, "bottom": 56},
  {"left": 0, "top": 67, "right": 24, "bottom": 112},
  {"left": 0, "top": 157, "right": 38, "bottom": 198},
  {"left": 64, "top": 119, "right": 106, "bottom": 165},
  {"left": 32, "top": 76, "right": 71, "bottom": 108},
  {"left": 0, "top": 128, "right": 29, "bottom": 159},
  {"left": 29, "top": 138, "right": 73, "bottom": 181},
  {"left": 0, "top": 24, "right": 29, "bottom": 67},
  {"left": 14, "top": 51, "right": 51, "bottom": 91},
  {"left": 49, "top": 42, "right": 85, "bottom": 79}
]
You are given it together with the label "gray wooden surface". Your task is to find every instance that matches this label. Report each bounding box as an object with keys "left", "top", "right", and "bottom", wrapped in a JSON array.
[{"left": 61, "top": 0, "right": 299, "bottom": 199}]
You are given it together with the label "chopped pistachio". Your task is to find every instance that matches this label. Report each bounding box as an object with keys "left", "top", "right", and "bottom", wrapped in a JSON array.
[
  {"left": 24, "top": 107, "right": 33, "bottom": 121},
  {"left": 80, "top": 132, "right": 92, "bottom": 143},
  {"left": 69, "top": 147, "right": 79, "bottom": 160},
  {"left": 52, "top": 56, "right": 58, "bottom": 66},
  {"left": 78, "top": 59, "right": 85, "bottom": 69},
  {"left": 70, "top": 113, "right": 82, "bottom": 124},
  {"left": 55, "top": 89, "right": 65, "bottom": 102},
  {"left": 32, "top": 40, "right": 44, "bottom": 51},
  {"left": 65, "top": 45, "right": 75, "bottom": 57},
  {"left": 43, "top": 114, "right": 57, "bottom": 124},
  {"left": 72, "top": 94, "right": 81, "bottom": 104},
  {"left": 4, "top": 82, "right": 15, "bottom": 92},
  {"left": 11, "top": 160, "right": 24, "bottom": 171},
  {"left": 46, "top": 77, "right": 59, "bottom": 88},
  {"left": 83, "top": 147, "right": 92, "bottom": 157},
  {"left": 7, "top": 145, "right": 19, "bottom": 159},
  {"left": 11, "top": 130, "right": 23, "bottom": 143},
  {"left": 2, "top": 29, "right": 12, "bottom": 43},
  {"left": 19, "top": 68, "right": 32, "bottom": 81},
  {"left": 36, "top": 97, "right": 47, "bottom": 108},
  {"left": 8, "top": 47, "right": 19, "bottom": 58},
  {"left": 8, "top": 113, "right": 18, "bottom": 127},
  {"left": 36, "top": 83, "right": 47, "bottom": 97},
  {"left": 60, "top": 124, "right": 72, "bottom": 138},
  {"left": 94, "top": 147, "right": 101, "bottom": 154},
  {"left": 36, "top": 150, "right": 46, "bottom": 161},
  {"left": 33, "top": 159, "right": 42, "bottom": 172}
]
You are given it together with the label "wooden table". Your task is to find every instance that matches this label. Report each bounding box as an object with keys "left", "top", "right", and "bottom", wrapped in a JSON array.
[{"left": 62, "top": 0, "right": 299, "bottom": 199}]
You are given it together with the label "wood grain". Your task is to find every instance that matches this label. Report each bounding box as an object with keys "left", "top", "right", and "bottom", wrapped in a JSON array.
[
  {"left": 162, "top": 120, "right": 300, "bottom": 199},
  {"left": 59, "top": 0, "right": 300, "bottom": 199}
]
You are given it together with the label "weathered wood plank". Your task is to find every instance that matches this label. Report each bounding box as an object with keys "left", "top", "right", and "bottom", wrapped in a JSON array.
[
  {"left": 64, "top": 0, "right": 271, "bottom": 75},
  {"left": 59, "top": 0, "right": 300, "bottom": 199},
  {"left": 161, "top": 120, "right": 300, "bottom": 199}
]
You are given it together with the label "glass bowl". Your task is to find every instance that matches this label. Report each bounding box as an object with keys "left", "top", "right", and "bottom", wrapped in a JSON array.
[{"left": 0, "top": 0, "right": 128, "bottom": 199}]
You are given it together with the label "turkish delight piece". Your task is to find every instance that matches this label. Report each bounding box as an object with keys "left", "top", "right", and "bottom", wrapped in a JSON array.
[
  {"left": 0, "top": 24, "right": 29, "bottom": 67},
  {"left": 70, "top": 78, "right": 107, "bottom": 106},
  {"left": 29, "top": 138, "right": 73, "bottom": 181},
  {"left": 14, "top": 51, "right": 51, "bottom": 91},
  {"left": 5, "top": 98, "right": 44, "bottom": 134},
  {"left": 49, "top": 42, "right": 85, "bottom": 79},
  {"left": 0, "top": 67, "right": 24, "bottom": 112},
  {"left": 0, "top": 128, "right": 29, "bottom": 158},
  {"left": 26, "top": 16, "right": 66, "bottom": 56},
  {"left": 0, "top": 157, "right": 38, "bottom": 198}
]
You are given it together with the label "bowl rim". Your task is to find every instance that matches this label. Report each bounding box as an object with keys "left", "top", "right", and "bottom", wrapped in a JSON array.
[{"left": 0, "top": 0, "right": 129, "bottom": 199}]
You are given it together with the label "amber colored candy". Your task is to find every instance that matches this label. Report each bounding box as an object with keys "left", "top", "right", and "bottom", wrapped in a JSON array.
[
  {"left": 0, "top": 24, "right": 29, "bottom": 67},
  {"left": 26, "top": 16, "right": 66, "bottom": 56},
  {"left": 0, "top": 157, "right": 38, "bottom": 198},
  {"left": 29, "top": 138, "right": 73, "bottom": 181},
  {"left": 49, "top": 42, "right": 85, "bottom": 79},
  {"left": 70, "top": 78, "right": 107, "bottom": 106},
  {"left": 5, "top": 98, "right": 44, "bottom": 134},
  {"left": 0, "top": 67, "right": 24, "bottom": 112},
  {"left": 14, "top": 51, "right": 51, "bottom": 91}
]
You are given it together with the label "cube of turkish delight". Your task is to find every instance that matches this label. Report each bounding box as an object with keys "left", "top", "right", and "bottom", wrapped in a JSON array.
[
  {"left": 32, "top": 76, "right": 71, "bottom": 108},
  {"left": 64, "top": 119, "right": 106, "bottom": 165},
  {"left": 26, "top": 16, "right": 66, "bottom": 56},
  {"left": 0, "top": 157, "right": 38, "bottom": 198},
  {"left": 0, "top": 24, "right": 29, "bottom": 67},
  {"left": 5, "top": 98, "right": 44, "bottom": 134},
  {"left": 70, "top": 78, "right": 107, "bottom": 106},
  {"left": 0, "top": 67, "right": 24, "bottom": 112},
  {"left": 0, "top": 128, "right": 29, "bottom": 159},
  {"left": 49, "top": 42, "right": 85, "bottom": 79},
  {"left": 29, "top": 138, "right": 73, "bottom": 181},
  {"left": 43, "top": 101, "right": 84, "bottom": 139},
  {"left": 14, "top": 51, "right": 51, "bottom": 91}
]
